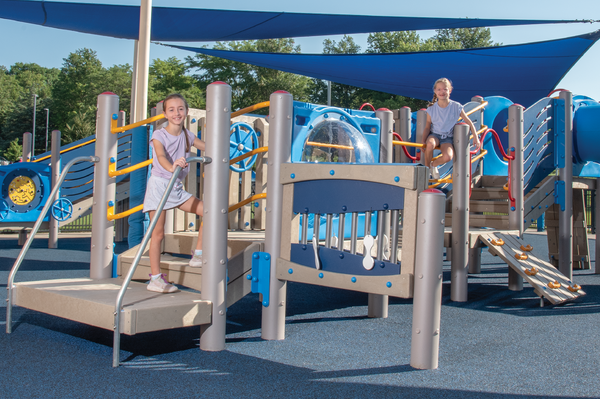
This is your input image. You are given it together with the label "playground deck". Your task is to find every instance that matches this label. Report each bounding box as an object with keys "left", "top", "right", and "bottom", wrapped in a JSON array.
[{"left": 1, "top": 230, "right": 599, "bottom": 398}]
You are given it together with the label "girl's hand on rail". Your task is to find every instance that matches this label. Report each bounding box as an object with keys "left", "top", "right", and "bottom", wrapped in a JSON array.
[{"left": 171, "top": 157, "right": 188, "bottom": 172}]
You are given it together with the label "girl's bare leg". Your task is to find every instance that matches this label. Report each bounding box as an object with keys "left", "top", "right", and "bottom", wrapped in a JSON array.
[
  {"left": 179, "top": 196, "right": 204, "bottom": 251},
  {"left": 424, "top": 135, "right": 439, "bottom": 168},
  {"left": 148, "top": 210, "right": 166, "bottom": 276},
  {"left": 431, "top": 143, "right": 454, "bottom": 168}
]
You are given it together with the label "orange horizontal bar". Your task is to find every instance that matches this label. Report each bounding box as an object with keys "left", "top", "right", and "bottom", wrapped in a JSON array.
[
  {"left": 231, "top": 101, "right": 270, "bottom": 118},
  {"left": 230, "top": 146, "right": 268, "bottom": 166},
  {"left": 111, "top": 113, "right": 165, "bottom": 134},
  {"left": 109, "top": 158, "right": 153, "bottom": 177},
  {"left": 107, "top": 203, "right": 143, "bottom": 221},
  {"left": 306, "top": 141, "right": 355, "bottom": 151},
  {"left": 229, "top": 193, "right": 267, "bottom": 213}
]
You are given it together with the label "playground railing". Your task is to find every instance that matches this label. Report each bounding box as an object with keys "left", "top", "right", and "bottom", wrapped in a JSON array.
[
  {"left": 6, "top": 155, "right": 100, "bottom": 334},
  {"left": 110, "top": 113, "right": 165, "bottom": 134},
  {"left": 231, "top": 101, "right": 270, "bottom": 118},
  {"left": 113, "top": 155, "right": 211, "bottom": 367}
]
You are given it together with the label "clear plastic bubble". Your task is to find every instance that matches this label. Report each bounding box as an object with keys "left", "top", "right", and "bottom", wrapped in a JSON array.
[{"left": 301, "top": 119, "right": 374, "bottom": 163}]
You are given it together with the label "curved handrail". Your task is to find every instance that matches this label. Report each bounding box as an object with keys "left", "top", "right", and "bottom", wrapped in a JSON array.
[
  {"left": 229, "top": 193, "right": 267, "bottom": 213},
  {"left": 392, "top": 133, "right": 418, "bottom": 161},
  {"left": 229, "top": 146, "right": 268, "bottom": 165},
  {"left": 231, "top": 101, "right": 270, "bottom": 118},
  {"left": 109, "top": 158, "right": 153, "bottom": 177},
  {"left": 110, "top": 113, "right": 165, "bottom": 134},
  {"left": 359, "top": 103, "right": 376, "bottom": 111},
  {"left": 6, "top": 155, "right": 100, "bottom": 334},
  {"left": 113, "top": 155, "right": 212, "bottom": 367},
  {"left": 34, "top": 137, "right": 97, "bottom": 163},
  {"left": 107, "top": 204, "right": 144, "bottom": 221}
]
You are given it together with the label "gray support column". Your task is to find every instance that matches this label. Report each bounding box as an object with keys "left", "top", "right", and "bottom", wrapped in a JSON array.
[
  {"left": 468, "top": 245, "right": 481, "bottom": 274},
  {"left": 262, "top": 91, "right": 293, "bottom": 340},
  {"left": 22, "top": 132, "right": 32, "bottom": 162},
  {"left": 416, "top": 109, "right": 428, "bottom": 164},
  {"left": 48, "top": 130, "right": 61, "bottom": 249},
  {"left": 596, "top": 178, "right": 600, "bottom": 274},
  {"left": 200, "top": 82, "right": 231, "bottom": 351},
  {"left": 558, "top": 91, "right": 574, "bottom": 280},
  {"left": 90, "top": 93, "right": 119, "bottom": 279},
  {"left": 130, "top": 41, "right": 139, "bottom": 124},
  {"left": 451, "top": 123, "right": 470, "bottom": 302},
  {"left": 508, "top": 267, "right": 523, "bottom": 291},
  {"left": 508, "top": 104, "right": 524, "bottom": 237},
  {"left": 397, "top": 106, "right": 412, "bottom": 163},
  {"left": 411, "top": 189, "right": 446, "bottom": 370},
  {"left": 134, "top": 0, "right": 152, "bottom": 123},
  {"left": 369, "top": 108, "right": 394, "bottom": 318}
]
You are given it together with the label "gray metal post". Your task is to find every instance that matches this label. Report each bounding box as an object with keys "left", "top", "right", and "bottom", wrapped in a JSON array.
[
  {"left": 262, "top": 90, "right": 293, "bottom": 340},
  {"left": 416, "top": 109, "right": 428, "bottom": 164},
  {"left": 468, "top": 245, "right": 481, "bottom": 274},
  {"left": 48, "top": 130, "right": 61, "bottom": 249},
  {"left": 200, "top": 82, "right": 231, "bottom": 351},
  {"left": 451, "top": 123, "right": 470, "bottom": 302},
  {"left": 508, "top": 104, "right": 524, "bottom": 237},
  {"left": 398, "top": 106, "right": 411, "bottom": 164},
  {"left": 596, "top": 178, "right": 600, "bottom": 274},
  {"left": 411, "top": 189, "right": 446, "bottom": 370},
  {"left": 134, "top": 0, "right": 152, "bottom": 123},
  {"left": 558, "top": 91, "right": 573, "bottom": 280},
  {"left": 90, "top": 93, "right": 118, "bottom": 279},
  {"left": 22, "top": 132, "right": 32, "bottom": 162},
  {"left": 369, "top": 108, "right": 394, "bottom": 318}
]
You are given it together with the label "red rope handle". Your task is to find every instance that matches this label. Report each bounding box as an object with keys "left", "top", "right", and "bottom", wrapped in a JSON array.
[
  {"left": 393, "top": 132, "right": 418, "bottom": 161},
  {"left": 359, "top": 103, "right": 376, "bottom": 111},
  {"left": 476, "top": 128, "right": 516, "bottom": 205}
]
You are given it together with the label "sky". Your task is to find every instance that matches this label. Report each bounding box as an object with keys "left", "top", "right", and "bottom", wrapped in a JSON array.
[{"left": 1, "top": 0, "right": 599, "bottom": 101}]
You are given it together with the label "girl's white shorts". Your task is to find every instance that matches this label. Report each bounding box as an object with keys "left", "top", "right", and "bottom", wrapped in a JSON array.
[{"left": 143, "top": 175, "right": 193, "bottom": 213}]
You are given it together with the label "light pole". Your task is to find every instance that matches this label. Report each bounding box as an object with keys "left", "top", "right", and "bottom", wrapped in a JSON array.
[
  {"left": 32, "top": 94, "right": 38, "bottom": 158},
  {"left": 44, "top": 108, "right": 49, "bottom": 153}
]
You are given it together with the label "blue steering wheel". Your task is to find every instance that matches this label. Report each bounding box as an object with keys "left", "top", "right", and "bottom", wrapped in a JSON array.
[
  {"left": 51, "top": 198, "right": 73, "bottom": 222},
  {"left": 230, "top": 122, "right": 259, "bottom": 173}
]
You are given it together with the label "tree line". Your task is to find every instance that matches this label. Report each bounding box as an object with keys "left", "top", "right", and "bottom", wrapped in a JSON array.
[{"left": 0, "top": 28, "right": 497, "bottom": 162}]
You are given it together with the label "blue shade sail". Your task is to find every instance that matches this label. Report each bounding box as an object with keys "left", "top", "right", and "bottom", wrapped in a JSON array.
[
  {"left": 0, "top": 0, "right": 593, "bottom": 41},
  {"left": 173, "top": 31, "right": 600, "bottom": 106}
]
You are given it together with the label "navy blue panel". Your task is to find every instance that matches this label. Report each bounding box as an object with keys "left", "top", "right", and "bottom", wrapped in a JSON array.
[
  {"left": 291, "top": 243, "right": 400, "bottom": 276},
  {"left": 175, "top": 31, "right": 600, "bottom": 107},
  {"left": 292, "top": 179, "right": 404, "bottom": 214},
  {"left": 0, "top": 1, "right": 585, "bottom": 41}
]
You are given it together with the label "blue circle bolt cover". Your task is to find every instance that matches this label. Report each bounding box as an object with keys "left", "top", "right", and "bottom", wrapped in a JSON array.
[
  {"left": 192, "top": 118, "right": 197, "bottom": 123},
  {"left": 379, "top": 262, "right": 385, "bottom": 268},
  {"left": 252, "top": 277, "right": 258, "bottom": 282},
  {"left": 265, "top": 254, "right": 270, "bottom": 260},
  {"left": 291, "top": 173, "right": 296, "bottom": 179},
  {"left": 288, "top": 268, "right": 293, "bottom": 274},
  {"left": 253, "top": 253, "right": 259, "bottom": 259},
  {"left": 339, "top": 253, "right": 344, "bottom": 259},
  {"left": 511, "top": 207, "right": 516, "bottom": 211},
  {"left": 351, "top": 277, "right": 357, "bottom": 283},
  {"left": 110, "top": 157, "right": 116, "bottom": 163},
  {"left": 263, "top": 300, "right": 269, "bottom": 307},
  {"left": 254, "top": 202, "right": 259, "bottom": 207},
  {"left": 394, "top": 176, "right": 400, "bottom": 182},
  {"left": 245, "top": 222, "right": 249, "bottom": 226},
  {"left": 330, "top": 170, "right": 335, "bottom": 176},
  {"left": 383, "top": 203, "right": 389, "bottom": 210},
  {"left": 309, "top": 125, "right": 313, "bottom": 130},
  {"left": 257, "top": 131, "right": 261, "bottom": 137},
  {"left": 112, "top": 114, "right": 118, "bottom": 120},
  {"left": 108, "top": 201, "right": 114, "bottom": 207},
  {"left": 302, "top": 245, "right": 307, "bottom": 250},
  {"left": 304, "top": 207, "right": 309, "bottom": 213},
  {"left": 246, "top": 275, "right": 252, "bottom": 280},
  {"left": 386, "top": 282, "right": 392, "bottom": 288},
  {"left": 319, "top": 273, "right": 324, "bottom": 279},
  {"left": 342, "top": 206, "right": 347, "bottom": 211},
  {"left": 324, "top": 113, "right": 329, "bottom": 118}
]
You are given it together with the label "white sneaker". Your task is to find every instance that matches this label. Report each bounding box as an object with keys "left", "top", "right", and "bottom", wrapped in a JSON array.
[
  {"left": 147, "top": 274, "right": 179, "bottom": 293},
  {"left": 189, "top": 252, "right": 203, "bottom": 267},
  {"left": 430, "top": 165, "right": 440, "bottom": 180}
]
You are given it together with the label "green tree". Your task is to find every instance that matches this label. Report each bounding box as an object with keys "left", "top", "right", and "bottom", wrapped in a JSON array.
[
  {"left": 187, "top": 39, "right": 310, "bottom": 112},
  {"left": 3, "top": 138, "right": 23, "bottom": 162},
  {"left": 431, "top": 27, "right": 500, "bottom": 50},
  {"left": 148, "top": 57, "right": 204, "bottom": 110}
]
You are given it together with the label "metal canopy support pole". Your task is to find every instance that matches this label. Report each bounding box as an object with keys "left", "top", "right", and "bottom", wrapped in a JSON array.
[
  {"left": 134, "top": 0, "right": 151, "bottom": 123},
  {"left": 200, "top": 82, "right": 231, "bottom": 351},
  {"left": 48, "top": 130, "right": 61, "bottom": 249},
  {"left": 558, "top": 91, "right": 574, "bottom": 280},
  {"left": 450, "top": 123, "right": 470, "bottom": 302},
  {"left": 130, "top": 40, "right": 139, "bottom": 124},
  {"left": 22, "top": 132, "right": 32, "bottom": 162},
  {"left": 262, "top": 90, "right": 293, "bottom": 340},
  {"left": 91, "top": 93, "right": 118, "bottom": 279},
  {"left": 369, "top": 108, "right": 393, "bottom": 318},
  {"left": 596, "top": 178, "right": 600, "bottom": 274},
  {"left": 508, "top": 104, "right": 524, "bottom": 290},
  {"left": 410, "top": 189, "right": 445, "bottom": 370}
]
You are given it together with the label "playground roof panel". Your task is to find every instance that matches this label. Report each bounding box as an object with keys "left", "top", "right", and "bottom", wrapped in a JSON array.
[
  {"left": 173, "top": 31, "right": 600, "bottom": 106},
  {"left": 0, "top": 0, "right": 592, "bottom": 41}
]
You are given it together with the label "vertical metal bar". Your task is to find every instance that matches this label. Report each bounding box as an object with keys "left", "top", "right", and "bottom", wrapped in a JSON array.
[
  {"left": 337, "top": 213, "right": 345, "bottom": 251},
  {"left": 48, "top": 130, "right": 61, "bottom": 249},
  {"left": 596, "top": 178, "right": 600, "bottom": 274},
  {"left": 91, "top": 93, "right": 118, "bottom": 279},
  {"left": 350, "top": 212, "right": 358, "bottom": 254},
  {"left": 262, "top": 90, "right": 293, "bottom": 340},
  {"left": 410, "top": 189, "right": 446, "bottom": 370},
  {"left": 313, "top": 214, "right": 320, "bottom": 244},
  {"left": 200, "top": 82, "right": 231, "bottom": 351},
  {"left": 364, "top": 211, "right": 372, "bottom": 235},
  {"left": 390, "top": 209, "right": 400, "bottom": 264},
  {"left": 451, "top": 124, "right": 470, "bottom": 302},
  {"left": 134, "top": 0, "right": 151, "bottom": 123},
  {"left": 558, "top": 91, "right": 574, "bottom": 280},
  {"left": 301, "top": 213, "right": 308, "bottom": 245},
  {"left": 325, "top": 214, "right": 333, "bottom": 248},
  {"left": 508, "top": 104, "right": 525, "bottom": 236}
]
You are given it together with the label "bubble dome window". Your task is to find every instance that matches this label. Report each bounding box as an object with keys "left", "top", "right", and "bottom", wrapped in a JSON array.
[{"left": 301, "top": 119, "right": 374, "bottom": 163}]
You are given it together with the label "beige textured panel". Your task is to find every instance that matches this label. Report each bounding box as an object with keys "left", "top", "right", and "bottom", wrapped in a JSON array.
[{"left": 276, "top": 258, "right": 413, "bottom": 298}]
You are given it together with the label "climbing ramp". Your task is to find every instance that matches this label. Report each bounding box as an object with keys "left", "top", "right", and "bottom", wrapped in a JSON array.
[{"left": 478, "top": 231, "right": 585, "bottom": 305}]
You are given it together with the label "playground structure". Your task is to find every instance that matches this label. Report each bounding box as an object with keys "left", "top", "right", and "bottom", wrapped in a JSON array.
[{"left": 4, "top": 83, "right": 599, "bottom": 368}]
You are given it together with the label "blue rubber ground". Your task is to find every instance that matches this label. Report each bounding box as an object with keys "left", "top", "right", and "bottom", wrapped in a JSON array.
[{"left": 1, "top": 232, "right": 598, "bottom": 398}]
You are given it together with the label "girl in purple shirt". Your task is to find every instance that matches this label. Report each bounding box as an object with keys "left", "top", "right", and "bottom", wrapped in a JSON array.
[
  {"left": 143, "top": 93, "right": 206, "bottom": 293},
  {"left": 421, "top": 78, "right": 480, "bottom": 179}
]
